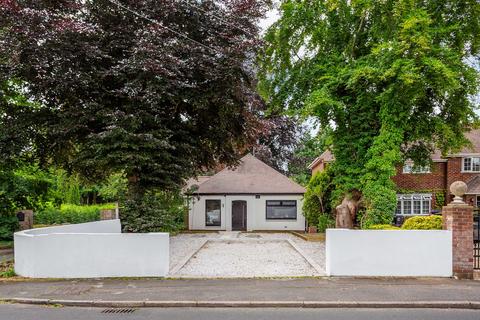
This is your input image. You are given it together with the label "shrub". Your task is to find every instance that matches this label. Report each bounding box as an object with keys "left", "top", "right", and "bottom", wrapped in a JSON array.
[
  {"left": 34, "top": 203, "right": 115, "bottom": 225},
  {"left": 303, "top": 169, "right": 334, "bottom": 227},
  {"left": 317, "top": 214, "right": 335, "bottom": 232},
  {"left": 367, "top": 224, "right": 401, "bottom": 230},
  {"left": 401, "top": 215, "right": 442, "bottom": 230},
  {"left": 121, "top": 191, "right": 186, "bottom": 233},
  {"left": 0, "top": 213, "right": 19, "bottom": 240}
]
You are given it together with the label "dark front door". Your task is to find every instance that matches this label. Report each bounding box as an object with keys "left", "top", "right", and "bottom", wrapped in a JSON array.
[{"left": 232, "top": 200, "right": 247, "bottom": 231}]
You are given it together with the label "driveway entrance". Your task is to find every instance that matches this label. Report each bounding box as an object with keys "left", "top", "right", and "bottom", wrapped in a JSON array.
[{"left": 169, "top": 232, "right": 325, "bottom": 278}]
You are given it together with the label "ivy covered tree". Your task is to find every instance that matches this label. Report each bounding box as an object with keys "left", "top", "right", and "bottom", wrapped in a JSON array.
[
  {"left": 0, "top": 1, "right": 269, "bottom": 205},
  {"left": 260, "top": 0, "right": 480, "bottom": 226}
]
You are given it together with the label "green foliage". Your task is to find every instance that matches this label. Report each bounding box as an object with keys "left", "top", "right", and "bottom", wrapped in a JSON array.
[
  {"left": 401, "top": 215, "right": 442, "bottom": 230},
  {"left": 367, "top": 224, "right": 401, "bottom": 230},
  {"left": 303, "top": 169, "right": 334, "bottom": 227},
  {"left": 260, "top": 0, "right": 480, "bottom": 229},
  {"left": 435, "top": 192, "right": 445, "bottom": 209},
  {"left": 34, "top": 203, "right": 115, "bottom": 225},
  {"left": 120, "top": 191, "right": 186, "bottom": 233},
  {"left": 97, "top": 172, "right": 128, "bottom": 202},
  {"left": 0, "top": 264, "right": 15, "bottom": 278},
  {"left": 317, "top": 214, "right": 335, "bottom": 233},
  {"left": 0, "top": 213, "right": 19, "bottom": 240},
  {"left": 288, "top": 129, "right": 330, "bottom": 186}
]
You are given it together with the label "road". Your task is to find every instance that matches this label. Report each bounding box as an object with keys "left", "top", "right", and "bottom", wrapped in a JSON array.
[{"left": 1, "top": 304, "right": 480, "bottom": 320}]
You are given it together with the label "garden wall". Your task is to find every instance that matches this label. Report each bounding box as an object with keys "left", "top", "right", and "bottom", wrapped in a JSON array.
[
  {"left": 326, "top": 229, "right": 452, "bottom": 277},
  {"left": 14, "top": 219, "right": 169, "bottom": 278}
]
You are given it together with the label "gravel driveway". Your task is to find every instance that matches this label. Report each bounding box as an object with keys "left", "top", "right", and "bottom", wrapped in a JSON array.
[{"left": 169, "top": 232, "right": 325, "bottom": 278}]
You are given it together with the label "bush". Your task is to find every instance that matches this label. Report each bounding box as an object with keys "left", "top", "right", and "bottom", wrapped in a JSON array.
[
  {"left": 34, "top": 203, "right": 115, "bottom": 225},
  {"left": 401, "top": 215, "right": 442, "bottom": 230},
  {"left": 0, "top": 213, "right": 19, "bottom": 240},
  {"left": 121, "top": 191, "right": 186, "bottom": 233},
  {"left": 317, "top": 214, "right": 335, "bottom": 232},
  {"left": 367, "top": 224, "right": 401, "bottom": 230},
  {"left": 303, "top": 169, "right": 334, "bottom": 227}
]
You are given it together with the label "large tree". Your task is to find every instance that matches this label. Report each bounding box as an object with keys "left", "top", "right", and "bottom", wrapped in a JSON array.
[
  {"left": 260, "top": 0, "right": 480, "bottom": 226},
  {"left": 0, "top": 0, "right": 269, "bottom": 202}
]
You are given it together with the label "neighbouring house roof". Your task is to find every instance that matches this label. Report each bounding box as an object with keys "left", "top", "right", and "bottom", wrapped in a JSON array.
[
  {"left": 307, "top": 150, "right": 334, "bottom": 169},
  {"left": 309, "top": 129, "right": 480, "bottom": 169},
  {"left": 183, "top": 176, "right": 212, "bottom": 192},
  {"left": 466, "top": 176, "right": 480, "bottom": 195},
  {"left": 192, "top": 154, "right": 306, "bottom": 195}
]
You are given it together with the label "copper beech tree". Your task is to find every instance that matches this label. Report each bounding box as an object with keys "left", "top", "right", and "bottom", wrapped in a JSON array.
[{"left": 0, "top": 0, "right": 270, "bottom": 198}]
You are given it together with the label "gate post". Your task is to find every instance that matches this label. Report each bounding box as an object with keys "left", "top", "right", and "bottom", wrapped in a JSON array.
[{"left": 442, "top": 181, "right": 473, "bottom": 279}]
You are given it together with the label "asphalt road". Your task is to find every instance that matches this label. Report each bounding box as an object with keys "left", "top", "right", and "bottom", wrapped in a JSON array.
[{"left": 1, "top": 304, "right": 480, "bottom": 320}]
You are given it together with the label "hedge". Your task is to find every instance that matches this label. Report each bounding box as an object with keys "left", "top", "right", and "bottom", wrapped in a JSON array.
[
  {"left": 34, "top": 203, "right": 116, "bottom": 225},
  {"left": 368, "top": 215, "right": 443, "bottom": 230}
]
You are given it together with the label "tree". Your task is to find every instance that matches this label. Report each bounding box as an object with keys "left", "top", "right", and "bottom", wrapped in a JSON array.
[
  {"left": 253, "top": 114, "right": 303, "bottom": 174},
  {"left": 288, "top": 128, "right": 330, "bottom": 185},
  {"left": 260, "top": 0, "right": 480, "bottom": 226},
  {"left": 0, "top": 0, "right": 269, "bottom": 206}
]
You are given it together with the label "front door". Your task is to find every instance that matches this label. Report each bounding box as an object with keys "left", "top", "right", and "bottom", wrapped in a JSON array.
[{"left": 232, "top": 200, "right": 247, "bottom": 231}]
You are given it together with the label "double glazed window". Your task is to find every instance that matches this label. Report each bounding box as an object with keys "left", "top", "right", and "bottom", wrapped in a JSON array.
[
  {"left": 395, "top": 194, "right": 431, "bottom": 215},
  {"left": 266, "top": 200, "right": 297, "bottom": 220},
  {"left": 463, "top": 157, "right": 480, "bottom": 172},
  {"left": 205, "top": 200, "right": 221, "bottom": 226}
]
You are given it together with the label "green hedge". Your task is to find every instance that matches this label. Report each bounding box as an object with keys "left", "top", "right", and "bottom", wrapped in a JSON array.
[
  {"left": 367, "top": 224, "right": 400, "bottom": 230},
  {"left": 401, "top": 215, "right": 442, "bottom": 230},
  {"left": 368, "top": 215, "right": 443, "bottom": 230},
  {"left": 34, "top": 203, "right": 116, "bottom": 225}
]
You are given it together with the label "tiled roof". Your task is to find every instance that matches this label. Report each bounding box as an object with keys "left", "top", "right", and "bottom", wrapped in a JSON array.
[{"left": 194, "top": 154, "right": 306, "bottom": 194}]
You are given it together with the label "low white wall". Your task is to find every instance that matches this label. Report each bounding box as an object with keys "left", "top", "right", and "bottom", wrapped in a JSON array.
[
  {"left": 15, "top": 220, "right": 169, "bottom": 278},
  {"left": 326, "top": 229, "right": 452, "bottom": 277}
]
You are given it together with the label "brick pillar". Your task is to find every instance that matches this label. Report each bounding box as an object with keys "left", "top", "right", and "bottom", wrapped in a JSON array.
[{"left": 442, "top": 203, "right": 474, "bottom": 279}]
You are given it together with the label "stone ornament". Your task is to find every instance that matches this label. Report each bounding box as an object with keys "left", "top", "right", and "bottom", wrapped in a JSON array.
[{"left": 450, "top": 181, "right": 468, "bottom": 204}]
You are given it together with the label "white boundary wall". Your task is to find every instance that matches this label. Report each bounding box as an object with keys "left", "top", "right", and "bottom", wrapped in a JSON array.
[
  {"left": 14, "top": 220, "right": 169, "bottom": 278},
  {"left": 326, "top": 229, "right": 452, "bottom": 277}
]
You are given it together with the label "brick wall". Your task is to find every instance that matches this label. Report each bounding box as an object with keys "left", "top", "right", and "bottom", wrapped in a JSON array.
[
  {"left": 392, "top": 162, "right": 447, "bottom": 191},
  {"left": 442, "top": 204, "right": 474, "bottom": 279}
]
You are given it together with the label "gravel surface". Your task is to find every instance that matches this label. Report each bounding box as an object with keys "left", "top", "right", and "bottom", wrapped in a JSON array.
[{"left": 169, "top": 232, "right": 325, "bottom": 278}]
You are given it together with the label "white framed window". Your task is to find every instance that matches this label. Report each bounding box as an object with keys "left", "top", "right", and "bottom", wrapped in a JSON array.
[
  {"left": 396, "top": 194, "right": 432, "bottom": 215},
  {"left": 463, "top": 157, "right": 480, "bottom": 172},
  {"left": 402, "top": 160, "right": 430, "bottom": 174}
]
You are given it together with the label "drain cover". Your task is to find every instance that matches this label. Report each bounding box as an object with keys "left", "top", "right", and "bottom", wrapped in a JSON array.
[{"left": 101, "top": 308, "right": 137, "bottom": 314}]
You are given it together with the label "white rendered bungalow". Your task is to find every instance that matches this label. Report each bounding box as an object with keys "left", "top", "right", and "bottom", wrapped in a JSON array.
[{"left": 187, "top": 154, "right": 306, "bottom": 231}]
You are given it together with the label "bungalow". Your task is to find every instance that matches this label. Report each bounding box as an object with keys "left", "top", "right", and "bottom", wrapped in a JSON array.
[
  {"left": 308, "top": 129, "right": 480, "bottom": 217},
  {"left": 186, "top": 154, "right": 306, "bottom": 231}
]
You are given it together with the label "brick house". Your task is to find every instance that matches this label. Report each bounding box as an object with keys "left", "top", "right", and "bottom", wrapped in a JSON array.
[{"left": 308, "top": 129, "right": 480, "bottom": 217}]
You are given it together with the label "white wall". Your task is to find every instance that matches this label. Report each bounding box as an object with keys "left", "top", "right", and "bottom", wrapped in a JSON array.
[
  {"left": 189, "top": 194, "right": 305, "bottom": 231},
  {"left": 15, "top": 220, "right": 169, "bottom": 278},
  {"left": 326, "top": 229, "right": 452, "bottom": 277}
]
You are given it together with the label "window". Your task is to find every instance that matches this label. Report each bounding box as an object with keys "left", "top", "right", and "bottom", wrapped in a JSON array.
[
  {"left": 205, "top": 200, "right": 221, "bottom": 226},
  {"left": 266, "top": 200, "right": 297, "bottom": 220},
  {"left": 402, "top": 160, "right": 430, "bottom": 174},
  {"left": 396, "top": 194, "right": 432, "bottom": 215},
  {"left": 463, "top": 157, "right": 480, "bottom": 172}
]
